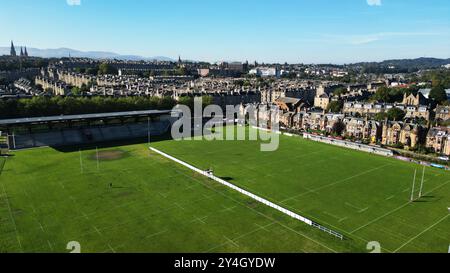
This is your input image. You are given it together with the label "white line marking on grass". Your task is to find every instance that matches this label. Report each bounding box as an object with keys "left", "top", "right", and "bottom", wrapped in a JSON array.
[
  {"left": 185, "top": 184, "right": 198, "bottom": 190},
  {"left": 92, "top": 225, "right": 116, "bottom": 253},
  {"left": 82, "top": 212, "right": 90, "bottom": 220},
  {"left": 338, "top": 217, "right": 348, "bottom": 223},
  {"left": 385, "top": 195, "right": 395, "bottom": 200},
  {"left": 351, "top": 179, "right": 450, "bottom": 234},
  {"left": 158, "top": 193, "right": 167, "bottom": 199},
  {"left": 1, "top": 183, "right": 23, "bottom": 252},
  {"left": 145, "top": 229, "right": 168, "bottom": 239},
  {"left": 323, "top": 211, "right": 341, "bottom": 221},
  {"left": 224, "top": 235, "right": 239, "bottom": 248},
  {"left": 394, "top": 214, "right": 449, "bottom": 253},
  {"left": 174, "top": 202, "right": 186, "bottom": 211},
  {"left": 255, "top": 223, "right": 271, "bottom": 232},
  {"left": 202, "top": 194, "right": 215, "bottom": 200},
  {"left": 93, "top": 226, "right": 102, "bottom": 235},
  {"left": 358, "top": 207, "right": 369, "bottom": 213},
  {"left": 172, "top": 169, "right": 338, "bottom": 253},
  {"left": 38, "top": 222, "right": 45, "bottom": 232},
  {"left": 281, "top": 164, "right": 391, "bottom": 204},
  {"left": 220, "top": 205, "right": 237, "bottom": 213},
  {"left": 191, "top": 216, "right": 208, "bottom": 224},
  {"left": 204, "top": 223, "right": 277, "bottom": 253},
  {"left": 108, "top": 244, "right": 116, "bottom": 253},
  {"left": 47, "top": 240, "right": 54, "bottom": 251},
  {"left": 345, "top": 202, "right": 365, "bottom": 211}
]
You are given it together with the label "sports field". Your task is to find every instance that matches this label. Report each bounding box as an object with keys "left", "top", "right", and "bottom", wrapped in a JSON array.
[
  {"left": 0, "top": 126, "right": 449, "bottom": 253},
  {"left": 151, "top": 126, "right": 450, "bottom": 253},
  {"left": 0, "top": 141, "right": 353, "bottom": 253}
]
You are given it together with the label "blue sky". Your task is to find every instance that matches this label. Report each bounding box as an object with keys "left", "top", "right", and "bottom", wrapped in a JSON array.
[{"left": 1, "top": 0, "right": 449, "bottom": 63}]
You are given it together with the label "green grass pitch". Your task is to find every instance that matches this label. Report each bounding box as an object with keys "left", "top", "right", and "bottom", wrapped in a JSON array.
[
  {"left": 0, "top": 126, "right": 449, "bottom": 253},
  {"left": 151, "top": 126, "right": 450, "bottom": 253}
]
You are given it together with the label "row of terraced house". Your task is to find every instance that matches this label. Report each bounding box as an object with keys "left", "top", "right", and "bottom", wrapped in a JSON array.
[{"left": 241, "top": 100, "right": 450, "bottom": 156}]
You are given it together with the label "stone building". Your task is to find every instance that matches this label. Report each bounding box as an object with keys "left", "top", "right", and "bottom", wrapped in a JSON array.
[
  {"left": 314, "top": 93, "right": 330, "bottom": 110},
  {"left": 381, "top": 121, "right": 424, "bottom": 148},
  {"left": 426, "top": 127, "right": 450, "bottom": 155},
  {"left": 435, "top": 105, "right": 450, "bottom": 122},
  {"left": 402, "top": 92, "right": 428, "bottom": 106}
]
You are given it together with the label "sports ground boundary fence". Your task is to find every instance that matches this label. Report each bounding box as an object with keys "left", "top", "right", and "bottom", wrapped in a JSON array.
[
  {"left": 149, "top": 146, "right": 345, "bottom": 240},
  {"left": 303, "top": 133, "right": 394, "bottom": 157}
]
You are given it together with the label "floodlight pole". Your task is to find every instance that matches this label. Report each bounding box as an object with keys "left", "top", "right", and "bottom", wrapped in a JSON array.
[
  {"left": 148, "top": 116, "right": 151, "bottom": 146},
  {"left": 79, "top": 149, "right": 83, "bottom": 174},
  {"left": 418, "top": 165, "right": 425, "bottom": 198},
  {"left": 147, "top": 116, "right": 151, "bottom": 157},
  {"left": 410, "top": 169, "right": 417, "bottom": 202},
  {"left": 96, "top": 147, "right": 100, "bottom": 171},
  {"left": 12, "top": 132, "right": 16, "bottom": 149}
]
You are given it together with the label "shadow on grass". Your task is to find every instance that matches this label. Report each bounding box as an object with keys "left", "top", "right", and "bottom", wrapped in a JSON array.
[
  {"left": 219, "top": 177, "right": 234, "bottom": 181},
  {"left": 52, "top": 132, "right": 174, "bottom": 153}
]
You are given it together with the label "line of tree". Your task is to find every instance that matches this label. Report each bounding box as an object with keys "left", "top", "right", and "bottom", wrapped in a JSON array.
[
  {"left": 73, "top": 62, "right": 119, "bottom": 76},
  {"left": 370, "top": 85, "right": 420, "bottom": 103},
  {"left": 177, "top": 96, "right": 214, "bottom": 110},
  {"left": 0, "top": 56, "right": 49, "bottom": 71},
  {"left": 0, "top": 96, "right": 177, "bottom": 119}
]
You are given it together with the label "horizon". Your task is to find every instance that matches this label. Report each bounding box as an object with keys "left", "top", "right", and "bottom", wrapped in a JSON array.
[
  {"left": 2, "top": 44, "right": 450, "bottom": 65},
  {"left": 1, "top": 0, "right": 450, "bottom": 63}
]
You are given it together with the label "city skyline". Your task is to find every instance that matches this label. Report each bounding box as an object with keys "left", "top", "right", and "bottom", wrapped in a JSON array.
[{"left": 1, "top": 0, "right": 450, "bottom": 63}]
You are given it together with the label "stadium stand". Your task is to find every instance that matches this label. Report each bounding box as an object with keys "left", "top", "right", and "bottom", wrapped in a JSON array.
[{"left": 0, "top": 110, "right": 175, "bottom": 149}]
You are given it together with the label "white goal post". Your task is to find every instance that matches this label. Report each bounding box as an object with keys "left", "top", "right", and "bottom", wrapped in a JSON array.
[{"left": 149, "top": 147, "right": 344, "bottom": 240}]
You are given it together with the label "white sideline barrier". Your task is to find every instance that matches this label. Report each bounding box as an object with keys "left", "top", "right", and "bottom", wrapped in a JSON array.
[
  {"left": 304, "top": 133, "right": 393, "bottom": 157},
  {"left": 149, "top": 147, "right": 313, "bottom": 226}
]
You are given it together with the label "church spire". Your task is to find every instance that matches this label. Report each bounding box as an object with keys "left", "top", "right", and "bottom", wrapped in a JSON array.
[
  {"left": 24, "top": 46, "right": 28, "bottom": 57},
  {"left": 10, "top": 41, "right": 16, "bottom": 57},
  {"left": 20, "top": 47, "right": 24, "bottom": 57}
]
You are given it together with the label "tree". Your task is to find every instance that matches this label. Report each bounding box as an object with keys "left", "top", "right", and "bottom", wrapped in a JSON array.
[
  {"left": 374, "top": 112, "right": 388, "bottom": 121},
  {"left": 333, "top": 87, "right": 348, "bottom": 97},
  {"left": 371, "top": 86, "right": 390, "bottom": 102},
  {"left": 98, "top": 63, "right": 118, "bottom": 75},
  {"left": 429, "top": 86, "right": 447, "bottom": 104},
  {"left": 0, "top": 96, "right": 177, "bottom": 119},
  {"left": 202, "top": 96, "right": 214, "bottom": 107},
  {"left": 331, "top": 121, "right": 346, "bottom": 136},
  {"left": 71, "top": 87, "right": 81, "bottom": 96},
  {"left": 326, "top": 101, "right": 343, "bottom": 113},
  {"left": 387, "top": 108, "right": 406, "bottom": 121}
]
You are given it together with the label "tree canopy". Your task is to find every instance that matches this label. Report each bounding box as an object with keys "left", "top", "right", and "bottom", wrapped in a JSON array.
[
  {"left": 429, "top": 85, "right": 447, "bottom": 104},
  {"left": 0, "top": 96, "right": 177, "bottom": 119},
  {"left": 98, "top": 63, "right": 118, "bottom": 75},
  {"left": 326, "top": 101, "right": 343, "bottom": 113},
  {"left": 387, "top": 108, "right": 406, "bottom": 121}
]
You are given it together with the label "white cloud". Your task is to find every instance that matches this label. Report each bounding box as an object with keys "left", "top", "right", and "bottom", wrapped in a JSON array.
[
  {"left": 67, "top": 0, "right": 81, "bottom": 6},
  {"left": 367, "top": 0, "right": 382, "bottom": 6}
]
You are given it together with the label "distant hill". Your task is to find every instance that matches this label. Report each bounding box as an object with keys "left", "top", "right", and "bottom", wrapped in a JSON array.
[
  {"left": 0, "top": 46, "right": 174, "bottom": 62},
  {"left": 351, "top": 57, "right": 450, "bottom": 73}
]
